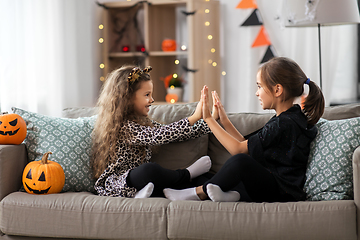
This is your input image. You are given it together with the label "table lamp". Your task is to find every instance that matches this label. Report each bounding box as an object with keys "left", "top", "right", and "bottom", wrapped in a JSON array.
[{"left": 283, "top": 0, "right": 360, "bottom": 89}]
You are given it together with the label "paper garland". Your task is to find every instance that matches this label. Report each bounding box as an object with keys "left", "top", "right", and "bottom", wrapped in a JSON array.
[
  {"left": 241, "top": 9, "right": 262, "bottom": 26},
  {"left": 236, "top": 0, "right": 257, "bottom": 9},
  {"left": 237, "top": 0, "right": 276, "bottom": 63},
  {"left": 252, "top": 26, "right": 271, "bottom": 47}
]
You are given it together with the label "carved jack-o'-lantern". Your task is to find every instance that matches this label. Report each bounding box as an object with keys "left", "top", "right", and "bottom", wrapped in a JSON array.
[
  {"left": 0, "top": 112, "right": 27, "bottom": 145},
  {"left": 22, "top": 152, "right": 65, "bottom": 195},
  {"left": 162, "top": 39, "right": 177, "bottom": 52}
]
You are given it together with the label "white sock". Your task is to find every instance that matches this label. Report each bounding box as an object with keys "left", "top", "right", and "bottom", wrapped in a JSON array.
[
  {"left": 163, "top": 187, "right": 200, "bottom": 201},
  {"left": 186, "top": 156, "right": 211, "bottom": 179},
  {"left": 134, "top": 182, "right": 154, "bottom": 199},
  {"left": 207, "top": 184, "right": 240, "bottom": 202}
]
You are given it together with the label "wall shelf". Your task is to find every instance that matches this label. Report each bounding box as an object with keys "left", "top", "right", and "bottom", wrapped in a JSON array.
[
  {"left": 100, "top": 0, "right": 221, "bottom": 102},
  {"left": 109, "top": 52, "right": 146, "bottom": 58},
  {"left": 149, "top": 51, "right": 188, "bottom": 57}
]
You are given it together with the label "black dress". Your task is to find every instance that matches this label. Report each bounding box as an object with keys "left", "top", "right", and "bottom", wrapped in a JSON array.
[{"left": 247, "top": 104, "right": 318, "bottom": 200}]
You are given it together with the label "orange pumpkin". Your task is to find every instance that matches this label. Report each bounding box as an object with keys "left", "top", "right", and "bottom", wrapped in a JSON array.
[
  {"left": 22, "top": 152, "right": 65, "bottom": 195},
  {"left": 162, "top": 39, "right": 177, "bottom": 51},
  {"left": 166, "top": 93, "right": 179, "bottom": 104},
  {"left": 0, "top": 112, "right": 27, "bottom": 145}
]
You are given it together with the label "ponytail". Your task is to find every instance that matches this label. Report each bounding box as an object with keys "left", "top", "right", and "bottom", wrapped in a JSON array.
[
  {"left": 302, "top": 80, "right": 325, "bottom": 125},
  {"left": 259, "top": 57, "right": 325, "bottom": 126}
]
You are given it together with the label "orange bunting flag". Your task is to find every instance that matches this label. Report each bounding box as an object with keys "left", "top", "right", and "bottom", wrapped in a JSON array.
[
  {"left": 236, "top": 0, "right": 258, "bottom": 9},
  {"left": 251, "top": 26, "right": 271, "bottom": 48}
]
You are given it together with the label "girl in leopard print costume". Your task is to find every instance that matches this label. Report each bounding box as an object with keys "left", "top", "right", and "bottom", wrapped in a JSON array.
[{"left": 91, "top": 65, "right": 211, "bottom": 198}]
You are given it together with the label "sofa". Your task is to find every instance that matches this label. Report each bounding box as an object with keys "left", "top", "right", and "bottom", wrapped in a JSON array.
[{"left": 0, "top": 102, "right": 360, "bottom": 240}]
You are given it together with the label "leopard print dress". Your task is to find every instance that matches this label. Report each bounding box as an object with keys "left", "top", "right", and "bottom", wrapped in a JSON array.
[{"left": 94, "top": 118, "right": 210, "bottom": 197}]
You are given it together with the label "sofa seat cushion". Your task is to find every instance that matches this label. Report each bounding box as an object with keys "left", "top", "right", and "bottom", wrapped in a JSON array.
[
  {"left": 0, "top": 192, "right": 170, "bottom": 239},
  {"left": 167, "top": 200, "right": 356, "bottom": 240}
]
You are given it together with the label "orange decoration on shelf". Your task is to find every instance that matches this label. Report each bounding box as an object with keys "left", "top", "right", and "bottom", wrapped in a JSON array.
[
  {"left": 161, "top": 74, "right": 173, "bottom": 88},
  {"left": 162, "top": 39, "right": 177, "bottom": 52},
  {"left": 166, "top": 94, "right": 179, "bottom": 104}
]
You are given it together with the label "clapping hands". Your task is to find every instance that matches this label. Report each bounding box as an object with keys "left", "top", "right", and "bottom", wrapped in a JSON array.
[
  {"left": 201, "top": 86, "right": 212, "bottom": 121},
  {"left": 201, "top": 85, "right": 226, "bottom": 123},
  {"left": 190, "top": 85, "right": 225, "bottom": 124},
  {"left": 194, "top": 86, "right": 245, "bottom": 155}
]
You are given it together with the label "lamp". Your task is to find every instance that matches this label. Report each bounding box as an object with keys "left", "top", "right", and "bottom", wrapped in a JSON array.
[{"left": 283, "top": 0, "right": 360, "bottom": 89}]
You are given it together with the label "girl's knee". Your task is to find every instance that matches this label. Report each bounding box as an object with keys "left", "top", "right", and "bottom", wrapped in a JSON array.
[
  {"left": 138, "top": 163, "right": 162, "bottom": 176},
  {"left": 227, "top": 154, "right": 253, "bottom": 168},
  {"left": 128, "top": 163, "right": 162, "bottom": 188}
]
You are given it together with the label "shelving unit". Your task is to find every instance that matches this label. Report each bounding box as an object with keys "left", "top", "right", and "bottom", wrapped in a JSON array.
[{"left": 100, "top": 0, "right": 221, "bottom": 103}]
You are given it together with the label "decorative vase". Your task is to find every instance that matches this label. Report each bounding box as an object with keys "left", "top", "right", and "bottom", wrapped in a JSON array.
[{"left": 166, "top": 87, "right": 183, "bottom": 102}]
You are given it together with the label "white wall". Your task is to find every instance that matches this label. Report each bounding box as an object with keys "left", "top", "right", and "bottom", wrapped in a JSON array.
[
  {"left": 94, "top": 0, "right": 358, "bottom": 114},
  {"left": 1, "top": 0, "right": 357, "bottom": 116},
  {"left": 220, "top": 0, "right": 358, "bottom": 113}
]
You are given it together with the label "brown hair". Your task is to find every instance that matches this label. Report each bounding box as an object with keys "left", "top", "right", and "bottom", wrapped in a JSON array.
[
  {"left": 91, "top": 65, "right": 152, "bottom": 179},
  {"left": 259, "top": 57, "right": 324, "bottom": 125}
]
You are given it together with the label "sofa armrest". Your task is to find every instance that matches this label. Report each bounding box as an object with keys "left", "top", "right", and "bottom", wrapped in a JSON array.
[
  {"left": 352, "top": 146, "right": 360, "bottom": 240},
  {"left": 0, "top": 144, "right": 28, "bottom": 201}
]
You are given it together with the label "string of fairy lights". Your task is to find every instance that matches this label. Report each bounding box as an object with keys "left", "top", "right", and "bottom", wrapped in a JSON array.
[
  {"left": 98, "top": 23, "right": 105, "bottom": 82},
  {"left": 98, "top": 0, "right": 226, "bottom": 83}
]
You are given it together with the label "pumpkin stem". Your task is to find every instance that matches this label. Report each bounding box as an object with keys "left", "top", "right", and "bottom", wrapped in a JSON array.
[
  {"left": 41, "top": 152, "right": 52, "bottom": 164},
  {"left": 1, "top": 112, "right": 8, "bottom": 115}
]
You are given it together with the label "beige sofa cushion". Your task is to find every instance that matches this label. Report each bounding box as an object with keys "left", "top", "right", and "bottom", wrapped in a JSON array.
[
  {"left": 62, "top": 103, "right": 360, "bottom": 175},
  {"left": 208, "top": 113, "right": 272, "bottom": 173},
  {"left": 167, "top": 200, "right": 356, "bottom": 240},
  {"left": 0, "top": 192, "right": 169, "bottom": 239},
  {"left": 322, "top": 103, "right": 360, "bottom": 120},
  {"left": 208, "top": 103, "right": 360, "bottom": 173},
  {"left": 62, "top": 103, "right": 209, "bottom": 171},
  {"left": 149, "top": 103, "right": 209, "bottom": 170}
]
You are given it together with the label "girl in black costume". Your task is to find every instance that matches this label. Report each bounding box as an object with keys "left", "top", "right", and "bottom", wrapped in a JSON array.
[{"left": 164, "top": 57, "right": 325, "bottom": 202}]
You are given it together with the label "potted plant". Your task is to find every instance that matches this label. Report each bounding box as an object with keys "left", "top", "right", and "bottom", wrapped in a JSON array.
[{"left": 161, "top": 73, "right": 186, "bottom": 102}]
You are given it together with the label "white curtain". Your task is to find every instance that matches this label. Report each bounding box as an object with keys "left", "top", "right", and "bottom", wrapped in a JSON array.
[
  {"left": 0, "top": 0, "right": 101, "bottom": 117},
  {"left": 221, "top": 0, "right": 358, "bottom": 113}
]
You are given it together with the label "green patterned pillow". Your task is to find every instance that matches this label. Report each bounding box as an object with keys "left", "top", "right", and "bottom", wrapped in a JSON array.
[
  {"left": 304, "top": 117, "right": 360, "bottom": 201},
  {"left": 12, "top": 107, "right": 97, "bottom": 193}
]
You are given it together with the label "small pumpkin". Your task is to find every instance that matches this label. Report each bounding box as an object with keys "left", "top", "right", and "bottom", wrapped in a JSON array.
[
  {"left": 22, "top": 152, "right": 65, "bottom": 194},
  {"left": 162, "top": 39, "right": 177, "bottom": 51},
  {"left": 0, "top": 112, "right": 27, "bottom": 145},
  {"left": 165, "top": 93, "right": 179, "bottom": 104}
]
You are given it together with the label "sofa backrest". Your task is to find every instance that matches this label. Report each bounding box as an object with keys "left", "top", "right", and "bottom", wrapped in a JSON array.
[
  {"left": 62, "top": 103, "right": 360, "bottom": 174},
  {"left": 149, "top": 102, "right": 360, "bottom": 173}
]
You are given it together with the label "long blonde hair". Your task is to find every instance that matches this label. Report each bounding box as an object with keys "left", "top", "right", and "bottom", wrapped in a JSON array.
[{"left": 91, "top": 65, "right": 152, "bottom": 179}]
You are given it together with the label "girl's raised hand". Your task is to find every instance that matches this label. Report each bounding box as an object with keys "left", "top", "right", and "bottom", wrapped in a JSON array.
[
  {"left": 212, "top": 91, "right": 229, "bottom": 125},
  {"left": 202, "top": 86, "right": 212, "bottom": 121},
  {"left": 194, "top": 90, "right": 203, "bottom": 119},
  {"left": 188, "top": 89, "right": 203, "bottom": 125},
  {"left": 211, "top": 91, "right": 219, "bottom": 121}
]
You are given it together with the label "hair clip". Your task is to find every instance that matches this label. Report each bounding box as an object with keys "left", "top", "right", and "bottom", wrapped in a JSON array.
[
  {"left": 127, "top": 67, "right": 141, "bottom": 83},
  {"left": 143, "top": 66, "right": 152, "bottom": 73},
  {"left": 127, "top": 66, "right": 152, "bottom": 84}
]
